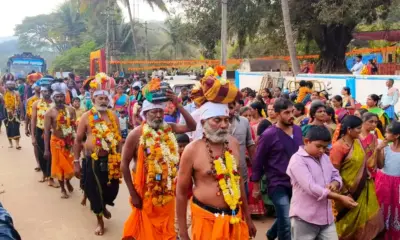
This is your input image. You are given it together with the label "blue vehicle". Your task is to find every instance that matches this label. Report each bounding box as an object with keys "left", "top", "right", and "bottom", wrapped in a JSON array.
[{"left": 7, "top": 52, "right": 46, "bottom": 78}]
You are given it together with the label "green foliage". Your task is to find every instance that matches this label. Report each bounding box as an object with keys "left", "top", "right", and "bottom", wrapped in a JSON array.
[{"left": 50, "top": 41, "right": 97, "bottom": 75}]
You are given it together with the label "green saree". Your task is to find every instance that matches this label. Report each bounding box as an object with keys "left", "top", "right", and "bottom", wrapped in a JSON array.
[{"left": 330, "top": 139, "right": 384, "bottom": 240}]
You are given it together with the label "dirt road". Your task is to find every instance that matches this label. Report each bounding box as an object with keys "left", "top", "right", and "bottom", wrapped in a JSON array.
[{"left": 0, "top": 128, "right": 272, "bottom": 240}]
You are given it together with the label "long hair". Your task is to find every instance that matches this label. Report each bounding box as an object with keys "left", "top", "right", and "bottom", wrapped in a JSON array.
[{"left": 250, "top": 101, "right": 266, "bottom": 118}]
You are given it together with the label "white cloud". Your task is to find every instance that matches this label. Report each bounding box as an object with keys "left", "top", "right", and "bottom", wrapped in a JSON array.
[{"left": 0, "top": 0, "right": 169, "bottom": 38}]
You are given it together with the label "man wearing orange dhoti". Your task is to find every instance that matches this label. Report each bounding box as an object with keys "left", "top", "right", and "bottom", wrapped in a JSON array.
[
  {"left": 44, "top": 82, "right": 76, "bottom": 199},
  {"left": 121, "top": 79, "right": 196, "bottom": 240},
  {"left": 176, "top": 102, "right": 257, "bottom": 240}
]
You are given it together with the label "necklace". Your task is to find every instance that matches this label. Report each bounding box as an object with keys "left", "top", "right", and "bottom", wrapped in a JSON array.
[{"left": 204, "top": 137, "right": 241, "bottom": 224}]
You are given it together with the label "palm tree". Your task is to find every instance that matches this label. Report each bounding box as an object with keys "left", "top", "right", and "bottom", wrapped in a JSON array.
[
  {"left": 79, "top": 0, "right": 168, "bottom": 56},
  {"left": 160, "top": 16, "right": 191, "bottom": 59},
  {"left": 281, "top": 0, "right": 300, "bottom": 74}
]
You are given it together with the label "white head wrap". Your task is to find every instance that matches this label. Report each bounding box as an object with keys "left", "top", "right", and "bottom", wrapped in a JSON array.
[
  {"left": 5, "top": 81, "right": 15, "bottom": 86},
  {"left": 51, "top": 82, "right": 68, "bottom": 99},
  {"left": 140, "top": 100, "right": 167, "bottom": 119},
  {"left": 132, "top": 81, "right": 142, "bottom": 88},
  {"left": 199, "top": 102, "right": 229, "bottom": 120},
  {"left": 93, "top": 90, "right": 110, "bottom": 97}
]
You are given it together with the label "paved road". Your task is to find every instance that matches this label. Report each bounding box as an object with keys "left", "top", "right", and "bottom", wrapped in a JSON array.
[{"left": 0, "top": 127, "right": 273, "bottom": 239}]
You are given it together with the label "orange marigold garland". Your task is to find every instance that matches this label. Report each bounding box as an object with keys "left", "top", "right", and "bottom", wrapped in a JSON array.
[
  {"left": 4, "top": 91, "right": 19, "bottom": 113},
  {"left": 140, "top": 122, "right": 179, "bottom": 206},
  {"left": 88, "top": 107, "right": 122, "bottom": 184}
]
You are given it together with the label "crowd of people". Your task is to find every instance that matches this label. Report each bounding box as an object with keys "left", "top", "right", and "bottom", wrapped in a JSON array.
[{"left": 0, "top": 67, "right": 399, "bottom": 240}]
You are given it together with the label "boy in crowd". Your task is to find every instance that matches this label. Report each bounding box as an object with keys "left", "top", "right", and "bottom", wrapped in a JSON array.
[{"left": 286, "top": 125, "right": 357, "bottom": 239}]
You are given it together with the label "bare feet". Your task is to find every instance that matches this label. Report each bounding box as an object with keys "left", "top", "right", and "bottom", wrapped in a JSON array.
[
  {"left": 16, "top": 146, "right": 21, "bottom": 150},
  {"left": 61, "top": 190, "right": 69, "bottom": 199},
  {"left": 94, "top": 217, "right": 105, "bottom": 236},
  {"left": 81, "top": 196, "right": 87, "bottom": 206},
  {"left": 38, "top": 177, "right": 46, "bottom": 183},
  {"left": 48, "top": 179, "right": 60, "bottom": 188},
  {"left": 66, "top": 181, "right": 74, "bottom": 193},
  {"left": 8, "top": 145, "right": 13, "bottom": 148},
  {"left": 34, "top": 167, "right": 41, "bottom": 172},
  {"left": 103, "top": 208, "right": 112, "bottom": 220}
]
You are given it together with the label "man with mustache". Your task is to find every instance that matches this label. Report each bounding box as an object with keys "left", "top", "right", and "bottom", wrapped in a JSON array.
[
  {"left": 31, "top": 83, "right": 58, "bottom": 187},
  {"left": 73, "top": 74, "right": 121, "bottom": 236},
  {"left": 43, "top": 82, "right": 76, "bottom": 199},
  {"left": 121, "top": 89, "right": 196, "bottom": 240},
  {"left": 176, "top": 102, "right": 257, "bottom": 240},
  {"left": 251, "top": 98, "right": 303, "bottom": 240}
]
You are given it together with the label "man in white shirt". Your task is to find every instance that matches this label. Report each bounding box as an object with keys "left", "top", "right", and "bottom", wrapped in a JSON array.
[
  {"left": 351, "top": 55, "right": 364, "bottom": 75},
  {"left": 381, "top": 78, "right": 399, "bottom": 120}
]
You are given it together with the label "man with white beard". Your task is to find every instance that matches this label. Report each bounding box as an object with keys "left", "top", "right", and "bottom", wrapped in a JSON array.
[
  {"left": 121, "top": 89, "right": 196, "bottom": 240},
  {"left": 176, "top": 102, "right": 257, "bottom": 240},
  {"left": 74, "top": 74, "right": 122, "bottom": 236}
]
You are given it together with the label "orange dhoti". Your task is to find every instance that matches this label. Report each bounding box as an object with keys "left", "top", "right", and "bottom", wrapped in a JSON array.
[
  {"left": 122, "top": 144, "right": 176, "bottom": 240},
  {"left": 122, "top": 197, "right": 176, "bottom": 240},
  {"left": 191, "top": 200, "right": 249, "bottom": 240},
  {"left": 50, "top": 135, "right": 74, "bottom": 181}
]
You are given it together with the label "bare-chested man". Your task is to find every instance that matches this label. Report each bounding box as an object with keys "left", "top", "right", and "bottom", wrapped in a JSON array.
[
  {"left": 25, "top": 82, "right": 41, "bottom": 171},
  {"left": 31, "top": 85, "right": 58, "bottom": 187},
  {"left": 176, "top": 102, "right": 257, "bottom": 240},
  {"left": 44, "top": 82, "right": 76, "bottom": 199},
  {"left": 121, "top": 90, "right": 196, "bottom": 240},
  {"left": 74, "top": 88, "right": 121, "bottom": 236}
]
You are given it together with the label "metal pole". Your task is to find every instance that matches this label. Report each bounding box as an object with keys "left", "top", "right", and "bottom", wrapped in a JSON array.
[
  {"left": 221, "top": 0, "right": 228, "bottom": 66},
  {"left": 105, "top": 0, "right": 110, "bottom": 74},
  {"left": 144, "top": 21, "right": 149, "bottom": 79}
]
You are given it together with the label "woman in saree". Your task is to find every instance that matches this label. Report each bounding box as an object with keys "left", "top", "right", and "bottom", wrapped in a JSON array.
[
  {"left": 331, "top": 95, "right": 349, "bottom": 120},
  {"left": 359, "top": 112, "right": 380, "bottom": 180},
  {"left": 113, "top": 84, "right": 129, "bottom": 114},
  {"left": 341, "top": 87, "right": 356, "bottom": 114},
  {"left": 239, "top": 106, "right": 267, "bottom": 216},
  {"left": 330, "top": 115, "right": 384, "bottom": 239},
  {"left": 128, "top": 85, "right": 142, "bottom": 125},
  {"left": 250, "top": 101, "right": 266, "bottom": 139},
  {"left": 362, "top": 94, "right": 390, "bottom": 135}
]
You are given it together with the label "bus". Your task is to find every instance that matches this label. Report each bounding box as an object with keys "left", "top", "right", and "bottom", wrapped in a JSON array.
[{"left": 7, "top": 52, "right": 46, "bottom": 78}]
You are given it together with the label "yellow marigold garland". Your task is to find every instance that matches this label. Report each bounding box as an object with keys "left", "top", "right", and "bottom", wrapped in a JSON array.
[
  {"left": 56, "top": 108, "right": 76, "bottom": 153},
  {"left": 88, "top": 107, "right": 122, "bottom": 184},
  {"left": 213, "top": 150, "right": 242, "bottom": 224},
  {"left": 140, "top": 122, "right": 179, "bottom": 207},
  {"left": 37, "top": 99, "right": 51, "bottom": 129},
  {"left": 26, "top": 95, "right": 39, "bottom": 118},
  {"left": 4, "top": 91, "right": 19, "bottom": 113}
]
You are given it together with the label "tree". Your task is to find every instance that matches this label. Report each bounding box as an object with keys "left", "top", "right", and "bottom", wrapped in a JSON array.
[
  {"left": 51, "top": 41, "right": 97, "bottom": 75},
  {"left": 281, "top": 0, "right": 300, "bottom": 74},
  {"left": 288, "top": 0, "right": 392, "bottom": 72},
  {"left": 160, "top": 16, "right": 192, "bottom": 59}
]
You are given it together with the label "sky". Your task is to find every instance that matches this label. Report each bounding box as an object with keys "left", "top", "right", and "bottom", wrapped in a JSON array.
[{"left": 0, "top": 0, "right": 168, "bottom": 38}]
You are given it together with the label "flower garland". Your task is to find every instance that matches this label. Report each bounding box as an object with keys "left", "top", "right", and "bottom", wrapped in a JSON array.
[
  {"left": 88, "top": 107, "right": 122, "bottom": 184},
  {"left": 26, "top": 95, "right": 39, "bottom": 118},
  {"left": 140, "top": 122, "right": 179, "bottom": 207},
  {"left": 4, "top": 91, "right": 19, "bottom": 113},
  {"left": 37, "top": 99, "right": 51, "bottom": 129},
  {"left": 207, "top": 140, "right": 241, "bottom": 224},
  {"left": 56, "top": 108, "right": 76, "bottom": 153}
]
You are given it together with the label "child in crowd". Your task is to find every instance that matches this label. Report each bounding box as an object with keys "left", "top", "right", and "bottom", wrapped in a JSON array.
[
  {"left": 175, "top": 133, "right": 192, "bottom": 235},
  {"left": 375, "top": 121, "right": 400, "bottom": 240},
  {"left": 296, "top": 80, "right": 313, "bottom": 104},
  {"left": 119, "top": 110, "right": 129, "bottom": 142},
  {"left": 287, "top": 125, "right": 358, "bottom": 240},
  {"left": 72, "top": 97, "right": 85, "bottom": 123}
]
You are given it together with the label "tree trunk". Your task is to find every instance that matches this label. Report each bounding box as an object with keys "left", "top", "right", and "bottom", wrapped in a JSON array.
[
  {"left": 125, "top": 0, "right": 137, "bottom": 56},
  {"left": 312, "top": 24, "right": 354, "bottom": 73},
  {"left": 281, "top": 0, "right": 300, "bottom": 74}
]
